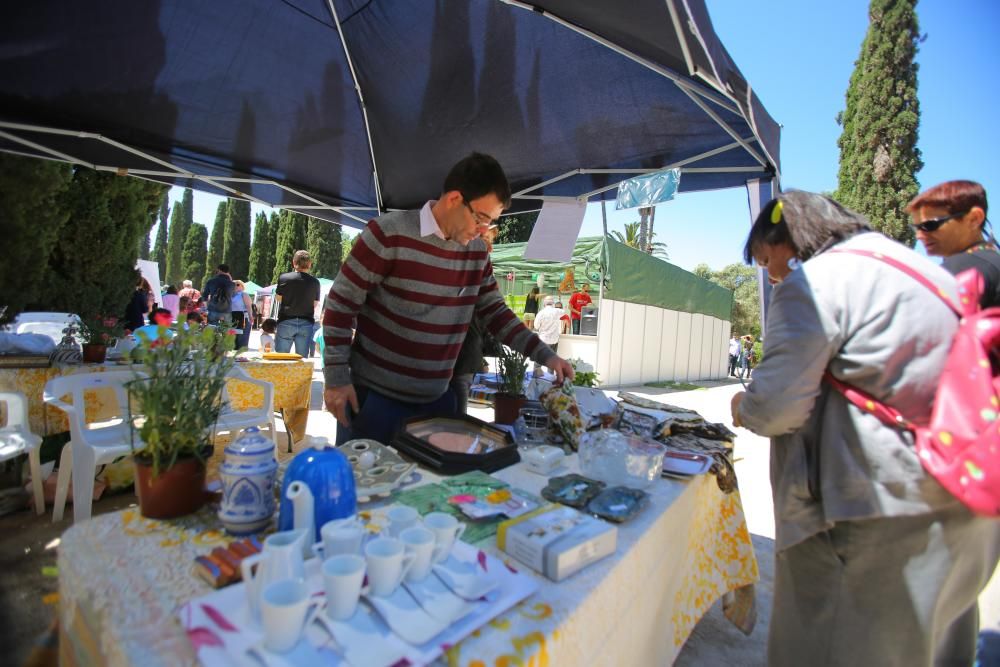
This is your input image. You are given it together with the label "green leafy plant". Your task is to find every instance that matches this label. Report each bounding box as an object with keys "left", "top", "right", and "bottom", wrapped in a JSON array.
[
  {"left": 494, "top": 339, "right": 528, "bottom": 397},
  {"left": 569, "top": 358, "right": 600, "bottom": 388},
  {"left": 127, "top": 325, "right": 236, "bottom": 476},
  {"left": 78, "top": 315, "right": 124, "bottom": 346}
]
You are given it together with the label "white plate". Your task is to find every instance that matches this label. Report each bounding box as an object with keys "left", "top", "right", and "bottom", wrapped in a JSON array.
[
  {"left": 363, "top": 585, "right": 449, "bottom": 645},
  {"left": 403, "top": 571, "right": 478, "bottom": 623},
  {"left": 313, "top": 606, "right": 410, "bottom": 667},
  {"left": 432, "top": 553, "right": 499, "bottom": 601}
]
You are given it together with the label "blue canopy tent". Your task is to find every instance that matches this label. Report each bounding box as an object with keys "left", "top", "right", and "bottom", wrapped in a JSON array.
[{"left": 0, "top": 0, "right": 778, "bottom": 228}]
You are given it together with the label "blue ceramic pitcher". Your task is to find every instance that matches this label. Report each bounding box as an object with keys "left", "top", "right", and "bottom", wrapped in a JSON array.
[{"left": 277, "top": 436, "right": 357, "bottom": 542}]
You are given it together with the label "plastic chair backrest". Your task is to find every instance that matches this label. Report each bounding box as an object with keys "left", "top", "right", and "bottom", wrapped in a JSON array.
[
  {"left": 0, "top": 391, "right": 30, "bottom": 430},
  {"left": 14, "top": 313, "right": 80, "bottom": 344},
  {"left": 43, "top": 371, "right": 141, "bottom": 439}
]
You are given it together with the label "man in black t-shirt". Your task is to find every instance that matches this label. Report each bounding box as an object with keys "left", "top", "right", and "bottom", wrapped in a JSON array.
[
  {"left": 908, "top": 180, "right": 1000, "bottom": 308},
  {"left": 202, "top": 264, "right": 235, "bottom": 325},
  {"left": 275, "top": 250, "right": 321, "bottom": 356}
]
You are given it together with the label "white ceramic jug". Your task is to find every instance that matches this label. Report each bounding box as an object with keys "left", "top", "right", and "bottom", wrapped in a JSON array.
[{"left": 240, "top": 529, "right": 308, "bottom": 621}]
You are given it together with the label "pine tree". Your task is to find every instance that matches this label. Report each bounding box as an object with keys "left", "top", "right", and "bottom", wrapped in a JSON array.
[
  {"left": 306, "top": 218, "right": 342, "bottom": 279},
  {"left": 272, "top": 210, "right": 309, "bottom": 284},
  {"left": 248, "top": 211, "right": 272, "bottom": 285},
  {"left": 151, "top": 197, "right": 169, "bottom": 278},
  {"left": 204, "top": 201, "right": 227, "bottom": 287},
  {"left": 181, "top": 223, "right": 208, "bottom": 290},
  {"left": 0, "top": 154, "right": 73, "bottom": 323},
  {"left": 223, "top": 198, "right": 252, "bottom": 280},
  {"left": 834, "top": 0, "right": 922, "bottom": 245},
  {"left": 165, "top": 203, "right": 186, "bottom": 285}
]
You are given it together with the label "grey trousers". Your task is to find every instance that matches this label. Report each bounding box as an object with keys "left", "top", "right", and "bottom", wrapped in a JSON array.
[{"left": 770, "top": 505, "right": 1000, "bottom": 667}]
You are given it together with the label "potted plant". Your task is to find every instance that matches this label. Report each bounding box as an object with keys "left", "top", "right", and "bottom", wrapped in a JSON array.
[
  {"left": 493, "top": 339, "right": 528, "bottom": 424},
  {"left": 569, "top": 358, "right": 601, "bottom": 388},
  {"left": 77, "top": 315, "right": 124, "bottom": 363},
  {"left": 127, "top": 325, "right": 236, "bottom": 518}
]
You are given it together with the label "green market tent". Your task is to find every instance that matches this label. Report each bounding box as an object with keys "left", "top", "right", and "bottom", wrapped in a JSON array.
[
  {"left": 241, "top": 281, "right": 263, "bottom": 295},
  {"left": 490, "top": 236, "right": 732, "bottom": 321}
]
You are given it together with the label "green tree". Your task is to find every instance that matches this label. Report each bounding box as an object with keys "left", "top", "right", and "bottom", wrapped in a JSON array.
[
  {"left": 38, "top": 169, "right": 166, "bottom": 318},
  {"left": 306, "top": 218, "right": 343, "bottom": 279},
  {"left": 151, "top": 197, "right": 169, "bottom": 278},
  {"left": 204, "top": 201, "right": 227, "bottom": 287},
  {"left": 495, "top": 211, "right": 538, "bottom": 244},
  {"left": 693, "top": 262, "right": 760, "bottom": 338},
  {"left": 181, "top": 223, "right": 208, "bottom": 291},
  {"left": 341, "top": 233, "right": 359, "bottom": 265},
  {"left": 834, "top": 0, "right": 922, "bottom": 244},
  {"left": 272, "top": 210, "right": 309, "bottom": 283},
  {"left": 0, "top": 154, "right": 73, "bottom": 323},
  {"left": 164, "top": 204, "right": 186, "bottom": 285},
  {"left": 248, "top": 211, "right": 272, "bottom": 285},
  {"left": 611, "top": 222, "right": 668, "bottom": 259},
  {"left": 223, "top": 198, "right": 251, "bottom": 280}
]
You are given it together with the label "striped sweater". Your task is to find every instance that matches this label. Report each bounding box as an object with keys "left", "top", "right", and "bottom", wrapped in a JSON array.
[{"left": 322, "top": 209, "right": 553, "bottom": 402}]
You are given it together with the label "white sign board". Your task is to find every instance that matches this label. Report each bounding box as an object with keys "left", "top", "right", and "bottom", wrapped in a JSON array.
[
  {"left": 136, "top": 259, "right": 163, "bottom": 307},
  {"left": 523, "top": 201, "right": 587, "bottom": 263}
]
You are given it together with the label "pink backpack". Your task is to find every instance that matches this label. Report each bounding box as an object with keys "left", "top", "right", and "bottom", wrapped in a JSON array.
[{"left": 823, "top": 248, "right": 1000, "bottom": 516}]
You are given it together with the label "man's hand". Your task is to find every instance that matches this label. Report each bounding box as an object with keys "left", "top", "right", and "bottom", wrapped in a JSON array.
[
  {"left": 730, "top": 391, "right": 745, "bottom": 428},
  {"left": 324, "top": 384, "right": 359, "bottom": 427},
  {"left": 545, "top": 355, "right": 575, "bottom": 385}
]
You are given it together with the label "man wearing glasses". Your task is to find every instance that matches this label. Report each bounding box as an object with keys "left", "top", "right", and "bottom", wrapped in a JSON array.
[
  {"left": 907, "top": 180, "right": 999, "bottom": 308},
  {"left": 322, "top": 152, "right": 575, "bottom": 445}
]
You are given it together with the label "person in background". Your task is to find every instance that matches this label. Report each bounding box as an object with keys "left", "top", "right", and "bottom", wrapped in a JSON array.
[
  {"left": 178, "top": 280, "right": 201, "bottom": 310},
  {"left": 730, "top": 191, "right": 1000, "bottom": 666},
  {"left": 728, "top": 334, "right": 741, "bottom": 377},
  {"left": 555, "top": 301, "right": 571, "bottom": 334},
  {"left": 523, "top": 286, "right": 541, "bottom": 330},
  {"left": 202, "top": 264, "right": 235, "bottom": 326},
  {"left": 185, "top": 311, "right": 204, "bottom": 330},
  {"left": 259, "top": 318, "right": 277, "bottom": 353},
  {"left": 177, "top": 295, "right": 190, "bottom": 319},
  {"left": 123, "top": 271, "right": 149, "bottom": 333},
  {"left": 133, "top": 308, "right": 175, "bottom": 343},
  {"left": 161, "top": 285, "right": 180, "bottom": 321},
  {"left": 275, "top": 250, "right": 321, "bottom": 357},
  {"left": 568, "top": 283, "right": 592, "bottom": 335},
  {"left": 907, "top": 180, "right": 999, "bottom": 308},
  {"left": 740, "top": 335, "right": 754, "bottom": 378},
  {"left": 231, "top": 280, "right": 253, "bottom": 349},
  {"left": 531, "top": 296, "right": 562, "bottom": 376}
]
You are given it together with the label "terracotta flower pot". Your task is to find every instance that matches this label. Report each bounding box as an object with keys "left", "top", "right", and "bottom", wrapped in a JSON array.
[
  {"left": 134, "top": 451, "right": 211, "bottom": 519},
  {"left": 493, "top": 393, "right": 526, "bottom": 425},
  {"left": 81, "top": 343, "right": 107, "bottom": 364}
]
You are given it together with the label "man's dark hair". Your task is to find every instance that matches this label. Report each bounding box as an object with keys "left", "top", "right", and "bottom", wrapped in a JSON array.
[
  {"left": 743, "top": 191, "right": 871, "bottom": 264},
  {"left": 442, "top": 152, "right": 512, "bottom": 208},
  {"left": 218, "top": 263, "right": 230, "bottom": 273},
  {"left": 907, "top": 180, "right": 988, "bottom": 226}
]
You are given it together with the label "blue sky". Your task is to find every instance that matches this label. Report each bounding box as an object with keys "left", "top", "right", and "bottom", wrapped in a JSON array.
[{"left": 167, "top": 0, "right": 1000, "bottom": 272}]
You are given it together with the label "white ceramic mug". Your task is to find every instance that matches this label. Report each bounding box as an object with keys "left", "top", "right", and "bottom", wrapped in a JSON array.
[
  {"left": 315, "top": 517, "right": 367, "bottom": 558},
  {"left": 364, "top": 537, "right": 414, "bottom": 597},
  {"left": 260, "top": 579, "right": 320, "bottom": 653},
  {"left": 322, "top": 554, "right": 366, "bottom": 621},
  {"left": 386, "top": 505, "right": 420, "bottom": 537},
  {"left": 241, "top": 530, "right": 308, "bottom": 620},
  {"left": 399, "top": 526, "right": 436, "bottom": 582},
  {"left": 423, "top": 512, "right": 466, "bottom": 563}
]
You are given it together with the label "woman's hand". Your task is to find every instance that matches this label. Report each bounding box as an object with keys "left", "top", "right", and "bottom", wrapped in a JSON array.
[{"left": 731, "top": 391, "right": 745, "bottom": 428}]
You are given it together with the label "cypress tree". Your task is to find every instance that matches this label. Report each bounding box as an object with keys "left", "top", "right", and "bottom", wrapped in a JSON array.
[
  {"left": 165, "top": 203, "right": 186, "bottom": 285},
  {"left": 181, "top": 187, "right": 194, "bottom": 245},
  {"left": 248, "top": 211, "right": 271, "bottom": 285},
  {"left": 272, "top": 210, "right": 309, "bottom": 284},
  {"left": 204, "top": 201, "right": 227, "bottom": 287},
  {"left": 181, "top": 223, "right": 208, "bottom": 290},
  {"left": 834, "top": 0, "right": 922, "bottom": 244},
  {"left": 306, "top": 218, "right": 342, "bottom": 279},
  {"left": 151, "top": 197, "right": 169, "bottom": 278},
  {"left": 223, "top": 198, "right": 252, "bottom": 280},
  {"left": 0, "top": 153, "right": 73, "bottom": 323}
]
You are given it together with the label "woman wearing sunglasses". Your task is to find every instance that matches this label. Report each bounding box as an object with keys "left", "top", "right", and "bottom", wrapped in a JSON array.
[
  {"left": 907, "top": 180, "right": 999, "bottom": 308},
  {"left": 731, "top": 191, "right": 1000, "bottom": 666}
]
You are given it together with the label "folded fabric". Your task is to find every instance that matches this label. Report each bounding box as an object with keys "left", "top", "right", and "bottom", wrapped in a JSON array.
[{"left": 0, "top": 332, "right": 56, "bottom": 355}]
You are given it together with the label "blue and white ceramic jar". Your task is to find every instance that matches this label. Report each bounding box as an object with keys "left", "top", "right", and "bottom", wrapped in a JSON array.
[{"left": 219, "top": 426, "right": 278, "bottom": 535}]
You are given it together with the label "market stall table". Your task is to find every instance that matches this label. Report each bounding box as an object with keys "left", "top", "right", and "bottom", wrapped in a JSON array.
[
  {"left": 0, "top": 359, "right": 314, "bottom": 444},
  {"left": 57, "top": 456, "right": 757, "bottom": 666}
]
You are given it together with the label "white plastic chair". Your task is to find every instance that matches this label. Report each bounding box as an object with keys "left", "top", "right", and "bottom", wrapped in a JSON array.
[
  {"left": 0, "top": 392, "right": 45, "bottom": 515},
  {"left": 43, "top": 370, "right": 144, "bottom": 523},
  {"left": 14, "top": 312, "right": 80, "bottom": 344},
  {"left": 214, "top": 365, "right": 277, "bottom": 441}
]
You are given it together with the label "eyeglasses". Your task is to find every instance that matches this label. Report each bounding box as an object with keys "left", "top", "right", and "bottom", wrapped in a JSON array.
[
  {"left": 912, "top": 210, "right": 968, "bottom": 233},
  {"left": 463, "top": 200, "right": 497, "bottom": 227}
]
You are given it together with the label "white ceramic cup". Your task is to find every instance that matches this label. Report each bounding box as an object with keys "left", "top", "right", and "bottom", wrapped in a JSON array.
[
  {"left": 322, "top": 554, "right": 366, "bottom": 621},
  {"left": 386, "top": 505, "right": 420, "bottom": 537},
  {"left": 317, "top": 517, "right": 367, "bottom": 557},
  {"left": 399, "top": 526, "right": 436, "bottom": 582},
  {"left": 364, "top": 537, "right": 414, "bottom": 597},
  {"left": 423, "top": 512, "right": 466, "bottom": 563},
  {"left": 260, "top": 579, "right": 319, "bottom": 653}
]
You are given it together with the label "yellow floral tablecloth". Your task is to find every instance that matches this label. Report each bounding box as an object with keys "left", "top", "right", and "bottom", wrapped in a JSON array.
[
  {"left": 0, "top": 359, "right": 314, "bottom": 444},
  {"left": 57, "top": 457, "right": 757, "bottom": 666}
]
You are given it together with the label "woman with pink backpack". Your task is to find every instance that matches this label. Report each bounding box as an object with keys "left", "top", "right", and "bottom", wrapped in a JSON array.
[{"left": 730, "top": 191, "right": 1000, "bottom": 666}]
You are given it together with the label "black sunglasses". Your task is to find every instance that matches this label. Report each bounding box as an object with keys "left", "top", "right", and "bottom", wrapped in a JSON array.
[{"left": 912, "top": 210, "right": 968, "bottom": 233}]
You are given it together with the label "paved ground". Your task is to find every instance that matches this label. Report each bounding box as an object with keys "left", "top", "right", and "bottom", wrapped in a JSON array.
[{"left": 0, "top": 348, "right": 996, "bottom": 666}]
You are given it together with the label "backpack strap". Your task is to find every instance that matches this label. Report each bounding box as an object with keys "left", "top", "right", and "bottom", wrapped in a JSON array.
[{"left": 827, "top": 248, "right": 960, "bottom": 316}]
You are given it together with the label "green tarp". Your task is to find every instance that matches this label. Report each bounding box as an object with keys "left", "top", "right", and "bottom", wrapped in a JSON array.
[{"left": 490, "top": 236, "right": 732, "bottom": 321}]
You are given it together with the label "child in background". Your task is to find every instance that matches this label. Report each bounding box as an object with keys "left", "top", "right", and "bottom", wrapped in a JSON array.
[
  {"left": 185, "top": 311, "right": 204, "bottom": 330},
  {"left": 260, "top": 318, "right": 277, "bottom": 353}
]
